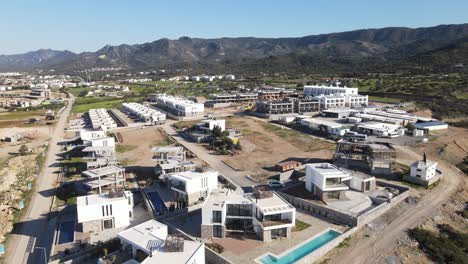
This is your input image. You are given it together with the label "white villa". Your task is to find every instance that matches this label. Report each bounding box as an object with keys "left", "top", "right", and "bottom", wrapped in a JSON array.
[
  {"left": 306, "top": 163, "right": 352, "bottom": 201},
  {"left": 201, "top": 186, "right": 296, "bottom": 242},
  {"left": 406, "top": 154, "right": 441, "bottom": 187},
  {"left": 168, "top": 171, "right": 218, "bottom": 205},
  {"left": 117, "top": 220, "right": 205, "bottom": 264},
  {"left": 77, "top": 191, "right": 134, "bottom": 236}
]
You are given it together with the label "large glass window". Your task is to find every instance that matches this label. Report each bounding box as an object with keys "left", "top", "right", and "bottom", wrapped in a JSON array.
[
  {"left": 212, "top": 211, "right": 222, "bottom": 223},
  {"left": 227, "top": 204, "right": 252, "bottom": 217},
  {"left": 103, "top": 219, "right": 113, "bottom": 229},
  {"left": 213, "top": 225, "right": 222, "bottom": 238}
]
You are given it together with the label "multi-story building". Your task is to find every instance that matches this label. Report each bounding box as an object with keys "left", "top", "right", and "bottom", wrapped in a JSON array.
[
  {"left": 304, "top": 85, "right": 368, "bottom": 108},
  {"left": 118, "top": 220, "right": 205, "bottom": 264},
  {"left": 256, "top": 99, "right": 294, "bottom": 115},
  {"left": 201, "top": 186, "right": 296, "bottom": 242},
  {"left": 168, "top": 171, "right": 218, "bottom": 205},
  {"left": 305, "top": 163, "right": 352, "bottom": 201},
  {"left": 77, "top": 191, "right": 134, "bottom": 234},
  {"left": 81, "top": 165, "right": 126, "bottom": 193},
  {"left": 208, "top": 93, "right": 258, "bottom": 104},
  {"left": 257, "top": 88, "right": 296, "bottom": 101},
  {"left": 149, "top": 94, "right": 204, "bottom": 117},
  {"left": 152, "top": 146, "right": 195, "bottom": 175},
  {"left": 87, "top": 108, "right": 117, "bottom": 130},
  {"left": 294, "top": 98, "right": 320, "bottom": 113}
]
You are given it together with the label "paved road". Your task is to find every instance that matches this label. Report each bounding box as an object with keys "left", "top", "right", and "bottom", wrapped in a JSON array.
[
  {"left": 160, "top": 122, "right": 256, "bottom": 189},
  {"left": 329, "top": 145, "right": 464, "bottom": 264},
  {"left": 6, "top": 96, "right": 74, "bottom": 264}
]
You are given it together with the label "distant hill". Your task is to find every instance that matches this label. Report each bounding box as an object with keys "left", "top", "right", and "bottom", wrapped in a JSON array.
[{"left": 1, "top": 23, "right": 468, "bottom": 73}]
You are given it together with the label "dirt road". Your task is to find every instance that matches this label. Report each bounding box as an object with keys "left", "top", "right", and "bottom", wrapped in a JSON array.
[
  {"left": 5, "top": 96, "right": 74, "bottom": 264},
  {"left": 160, "top": 122, "right": 256, "bottom": 189},
  {"left": 329, "top": 145, "right": 464, "bottom": 264}
]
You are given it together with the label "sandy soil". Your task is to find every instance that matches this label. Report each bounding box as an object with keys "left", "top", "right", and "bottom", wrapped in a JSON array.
[
  {"left": 115, "top": 127, "right": 169, "bottom": 166},
  {"left": 222, "top": 116, "right": 335, "bottom": 178}
]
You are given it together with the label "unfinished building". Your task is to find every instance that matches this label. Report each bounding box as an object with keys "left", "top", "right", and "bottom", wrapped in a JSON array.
[{"left": 334, "top": 141, "right": 396, "bottom": 175}]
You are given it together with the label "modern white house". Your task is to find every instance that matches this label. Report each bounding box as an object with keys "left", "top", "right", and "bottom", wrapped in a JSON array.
[
  {"left": 199, "top": 119, "right": 226, "bottom": 132},
  {"left": 300, "top": 118, "right": 350, "bottom": 136},
  {"left": 77, "top": 191, "right": 134, "bottom": 235},
  {"left": 201, "top": 186, "right": 296, "bottom": 242},
  {"left": 83, "top": 136, "right": 115, "bottom": 148},
  {"left": 406, "top": 154, "right": 441, "bottom": 187},
  {"left": 168, "top": 171, "right": 218, "bottom": 205},
  {"left": 122, "top": 102, "right": 166, "bottom": 124},
  {"left": 117, "top": 220, "right": 205, "bottom": 264},
  {"left": 306, "top": 163, "right": 352, "bottom": 201}
]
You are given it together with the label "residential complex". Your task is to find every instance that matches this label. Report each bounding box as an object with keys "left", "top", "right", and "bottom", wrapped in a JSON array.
[
  {"left": 149, "top": 94, "right": 204, "bottom": 118},
  {"left": 121, "top": 102, "right": 166, "bottom": 124},
  {"left": 87, "top": 108, "right": 118, "bottom": 130},
  {"left": 304, "top": 85, "right": 368, "bottom": 108},
  {"left": 168, "top": 171, "right": 218, "bottom": 205}
]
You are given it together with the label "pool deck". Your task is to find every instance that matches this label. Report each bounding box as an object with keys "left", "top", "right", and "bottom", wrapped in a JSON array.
[{"left": 216, "top": 211, "right": 347, "bottom": 264}]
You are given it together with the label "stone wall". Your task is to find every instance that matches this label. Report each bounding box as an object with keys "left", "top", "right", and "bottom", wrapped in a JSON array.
[
  {"left": 81, "top": 220, "right": 101, "bottom": 233},
  {"left": 201, "top": 224, "right": 213, "bottom": 239},
  {"left": 277, "top": 192, "right": 358, "bottom": 226}
]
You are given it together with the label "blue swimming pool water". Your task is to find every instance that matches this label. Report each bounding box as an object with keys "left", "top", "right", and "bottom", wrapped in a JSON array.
[
  {"left": 57, "top": 221, "right": 75, "bottom": 244},
  {"left": 260, "top": 230, "right": 341, "bottom": 264},
  {"left": 147, "top": 191, "right": 168, "bottom": 215}
]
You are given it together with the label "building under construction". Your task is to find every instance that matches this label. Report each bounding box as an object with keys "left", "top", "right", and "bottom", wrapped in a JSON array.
[{"left": 334, "top": 141, "right": 397, "bottom": 175}]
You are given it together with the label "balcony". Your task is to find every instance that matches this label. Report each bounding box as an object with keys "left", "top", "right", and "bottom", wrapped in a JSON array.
[
  {"left": 171, "top": 183, "right": 186, "bottom": 193},
  {"left": 324, "top": 182, "right": 349, "bottom": 191},
  {"left": 261, "top": 219, "right": 293, "bottom": 227}
]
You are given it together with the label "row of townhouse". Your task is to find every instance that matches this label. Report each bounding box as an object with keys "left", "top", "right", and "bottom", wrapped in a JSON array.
[
  {"left": 304, "top": 85, "right": 368, "bottom": 109},
  {"left": 149, "top": 94, "right": 205, "bottom": 117},
  {"left": 121, "top": 102, "right": 166, "bottom": 124},
  {"left": 87, "top": 108, "right": 118, "bottom": 130}
]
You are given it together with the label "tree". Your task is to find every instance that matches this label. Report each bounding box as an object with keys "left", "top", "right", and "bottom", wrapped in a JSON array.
[
  {"left": 19, "top": 145, "right": 29, "bottom": 155},
  {"left": 211, "top": 125, "right": 223, "bottom": 138}
]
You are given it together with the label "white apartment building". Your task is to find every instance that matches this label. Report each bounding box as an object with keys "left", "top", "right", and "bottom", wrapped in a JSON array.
[
  {"left": 201, "top": 187, "right": 296, "bottom": 242},
  {"left": 83, "top": 136, "right": 115, "bottom": 148},
  {"left": 88, "top": 108, "right": 117, "bottom": 130},
  {"left": 77, "top": 191, "right": 134, "bottom": 234},
  {"left": 118, "top": 220, "right": 205, "bottom": 264},
  {"left": 169, "top": 171, "right": 218, "bottom": 205},
  {"left": 304, "top": 85, "right": 368, "bottom": 108},
  {"left": 300, "top": 118, "right": 350, "bottom": 136},
  {"left": 150, "top": 94, "right": 204, "bottom": 117},
  {"left": 306, "top": 163, "right": 352, "bottom": 201},
  {"left": 122, "top": 102, "right": 166, "bottom": 124}
]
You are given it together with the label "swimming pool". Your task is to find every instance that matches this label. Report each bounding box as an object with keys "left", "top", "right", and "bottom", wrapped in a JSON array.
[
  {"left": 147, "top": 191, "right": 168, "bottom": 215},
  {"left": 57, "top": 221, "right": 75, "bottom": 244},
  {"left": 259, "top": 229, "right": 341, "bottom": 264}
]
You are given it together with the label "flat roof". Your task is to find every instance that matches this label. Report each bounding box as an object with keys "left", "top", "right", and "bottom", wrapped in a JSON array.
[
  {"left": 414, "top": 121, "right": 448, "bottom": 128},
  {"left": 82, "top": 165, "right": 124, "bottom": 178},
  {"left": 302, "top": 118, "right": 343, "bottom": 128},
  {"left": 306, "top": 163, "right": 351, "bottom": 178},
  {"left": 82, "top": 146, "right": 115, "bottom": 152},
  {"left": 170, "top": 171, "right": 217, "bottom": 181},
  {"left": 151, "top": 146, "right": 184, "bottom": 153},
  {"left": 77, "top": 191, "right": 130, "bottom": 206}
]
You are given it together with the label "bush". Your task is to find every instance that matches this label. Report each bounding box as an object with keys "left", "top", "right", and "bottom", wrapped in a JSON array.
[
  {"left": 409, "top": 227, "right": 468, "bottom": 264},
  {"left": 206, "top": 243, "right": 224, "bottom": 253}
]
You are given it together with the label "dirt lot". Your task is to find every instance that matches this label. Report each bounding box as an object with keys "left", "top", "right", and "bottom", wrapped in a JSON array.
[
  {"left": 115, "top": 127, "right": 174, "bottom": 166},
  {"left": 222, "top": 116, "right": 335, "bottom": 179}
]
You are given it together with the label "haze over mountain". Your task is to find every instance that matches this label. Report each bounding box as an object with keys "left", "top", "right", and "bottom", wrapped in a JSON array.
[{"left": 1, "top": 23, "right": 467, "bottom": 73}]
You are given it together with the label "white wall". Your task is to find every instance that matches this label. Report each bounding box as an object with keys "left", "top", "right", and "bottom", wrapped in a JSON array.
[
  {"left": 410, "top": 162, "right": 438, "bottom": 181},
  {"left": 80, "top": 129, "right": 105, "bottom": 141},
  {"left": 85, "top": 137, "right": 115, "bottom": 147},
  {"left": 77, "top": 192, "right": 133, "bottom": 229},
  {"left": 186, "top": 244, "right": 205, "bottom": 264}
]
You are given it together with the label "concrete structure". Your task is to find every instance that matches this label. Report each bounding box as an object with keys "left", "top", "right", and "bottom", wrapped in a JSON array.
[
  {"left": 414, "top": 121, "right": 449, "bottom": 133},
  {"left": 152, "top": 146, "right": 195, "bottom": 175},
  {"left": 256, "top": 99, "right": 294, "bottom": 115},
  {"left": 208, "top": 93, "right": 258, "bottom": 104},
  {"left": 355, "top": 122, "right": 401, "bottom": 137},
  {"left": 199, "top": 119, "right": 226, "bottom": 132},
  {"left": 300, "top": 118, "right": 350, "bottom": 136},
  {"left": 118, "top": 220, "right": 205, "bottom": 264},
  {"left": 321, "top": 109, "right": 356, "bottom": 118},
  {"left": 405, "top": 155, "right": 441, "bottom": 187},
  {"left": 121, "top": 103, "right": 166, "bottom": 124},
  {"left": 201, "top": 187, "right": 296, "bottom": 242},
  {"left": 334, "top": 141, "right": 396, "bottom": 175},
  {"left": 77, "top": 191, "right": 134, "bottom": 233},
  {"left": 276, "top": 161, "right": 302, "bottom": 172},
  {"left": 88, "top": 108, "right": 117, "bottom": 130},
  {"left": 82, "top": 165, "right": 126, "bottom": 193},
  {"left": 83, "top": 136, "right": 115, "bottom": 148},
  {"left": 257, "top": 88, "right": 296, "bottom": 101},
  {"left": 169, "top": 171, "right": 218, "bottom": 205},
  {"left": 79, "top": 129, "right": 106, "bottom": 141},
  {"left": 306, "top": 163, "right": 352, "bottom": 201},
  {"left": 149, "top": 94, "right": 204, "bottom": 117}
]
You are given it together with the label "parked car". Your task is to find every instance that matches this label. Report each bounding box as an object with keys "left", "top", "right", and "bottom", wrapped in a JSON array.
[{"left": 268, "top": 179, "right": 283, "bottom": 189}]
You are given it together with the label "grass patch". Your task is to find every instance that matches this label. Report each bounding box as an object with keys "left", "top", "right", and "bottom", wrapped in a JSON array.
[
  {"left": 262, "top": 122, "right": 335, "bottom": 152},
  {"left": 0, "top": 110, "right": 44, "bottom": 121},
  {"left": 172, "top": 120, "right": 200, "bottom": 130},
  {"left": 72, "top": 98, "right": 125, "bottom": 113},
  {"left": 337, "top": 237, "right": 351, "bottom": 248},
  {"left": 292, "top": 219, "right": 311, "bottom": 232},
  {"left": 116, "top": 144, "right": 137, "bottom": 153},
  {"left": 368, "top": 96, "right": 402, "bottom": 103}
]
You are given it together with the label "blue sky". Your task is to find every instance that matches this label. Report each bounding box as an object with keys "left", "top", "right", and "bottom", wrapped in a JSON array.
[{"left": 1, "top": 0, "right": 467, "bottom": 55}]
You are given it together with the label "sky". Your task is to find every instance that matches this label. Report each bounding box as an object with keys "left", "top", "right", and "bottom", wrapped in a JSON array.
[{"left": 0, "top": 0, "right": 467, "bottom": 55}]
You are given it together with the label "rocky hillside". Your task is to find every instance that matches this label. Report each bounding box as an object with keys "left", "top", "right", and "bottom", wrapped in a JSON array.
[{"left": 1, "top": 23, "right": 468, "bottom": 73}]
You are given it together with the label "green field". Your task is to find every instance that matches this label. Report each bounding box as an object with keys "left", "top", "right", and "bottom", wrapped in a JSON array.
[
  {"left": 71, "top": 97, "right": 143, "bottom": 113},
  {"left": 0, "top": 110, "right": 44, "bottom": 121},
  {"left": 368, "top": 96, "right": 402, "bottom": 103}
]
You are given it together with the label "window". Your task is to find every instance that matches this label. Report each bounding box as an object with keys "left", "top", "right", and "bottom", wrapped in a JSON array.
[
  {"left": 227, "top": 204, "right": 252, "bottom": 217},
  {"left": 416, "top": 169, "right": 421, "bottom": 172},
  {"left": 110, "top": 205, "right": 113, "bottom": 215},
  {"left": 212, "top": 211, "right": 222, "bottom": 223},
  {"left": 106, "top": 205, "right": 109, "bottom": 216},
  {"left": 103, "top": 219, "right": 113, "bottom": 229},
  {"left": 129, "top": 211, "right": 132, "bottom": 218},
  {"left": 102, "top": 206, "right": 105, "bottom": 217},
  {"left": 213, "top": 225, "right": 222, "bottom": 238}
]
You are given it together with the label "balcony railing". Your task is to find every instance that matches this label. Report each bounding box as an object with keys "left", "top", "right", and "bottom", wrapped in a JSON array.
[{"left": 261, "top": 219, "right": 292, "bottom": 227}]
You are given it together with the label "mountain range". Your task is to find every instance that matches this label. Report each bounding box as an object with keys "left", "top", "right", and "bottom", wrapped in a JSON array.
[{"left": 1, "top": 23, "right": 468, "bottom": 73}]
